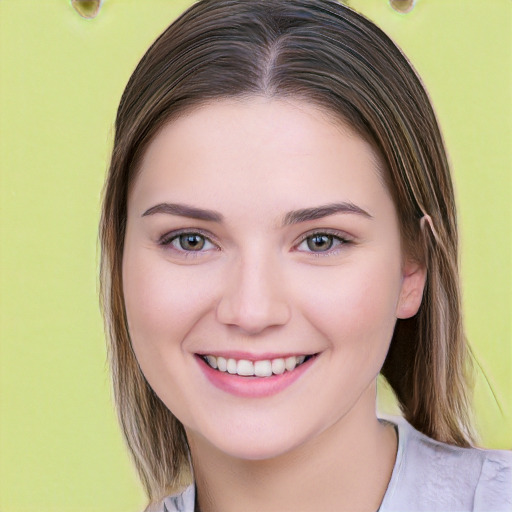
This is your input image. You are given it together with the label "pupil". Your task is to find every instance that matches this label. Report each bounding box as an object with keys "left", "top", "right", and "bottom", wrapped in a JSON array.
[
  {"left": 180, "top": 234, "right": 205, "bottom": 251},
  {"left": 307, "top": 234, "right": 332, "bottom": 252}
]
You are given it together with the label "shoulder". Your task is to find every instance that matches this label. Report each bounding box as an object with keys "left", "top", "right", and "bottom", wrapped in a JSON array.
[
  {"left": 380, "top": 416, "right": 512, "bottom": 512},
  {"left": 146, "top": 484, "right": 195, "bottom": 512}
]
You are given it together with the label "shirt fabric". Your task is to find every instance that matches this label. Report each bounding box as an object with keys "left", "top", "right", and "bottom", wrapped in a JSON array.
[{"left": 152, "top": 416, "right": 512, "bottom": 512}]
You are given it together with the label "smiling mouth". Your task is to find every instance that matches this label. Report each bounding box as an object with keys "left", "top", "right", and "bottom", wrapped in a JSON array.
[{"left": 199, "top": 354, "right": 316, "bottom": 377}]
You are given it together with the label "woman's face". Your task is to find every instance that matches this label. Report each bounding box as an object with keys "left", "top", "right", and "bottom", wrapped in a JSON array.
[{"left": 123, "top": 97, "right": 425, "bottom": 460}]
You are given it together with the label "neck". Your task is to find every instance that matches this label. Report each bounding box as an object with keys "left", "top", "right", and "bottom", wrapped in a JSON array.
[{"left": 186, "top": 386, "right": 397, "bottom": 512}]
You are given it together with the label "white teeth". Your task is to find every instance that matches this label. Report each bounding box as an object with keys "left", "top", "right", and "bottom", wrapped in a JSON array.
[
  {"left": 285, "top": 356, "right": 297, "bottom": 371},
  {"left": 202, "top": 354, "right": 311, "bottom": 377},
  {"left": 271, "top": 358, "right": 286, "bottom": 375},
  {"left": 254, "top": 360, "right": 273, "bottom": 377},
  {"left": 205, "top": 355, "right": 217, "bottom": 369},
  {"left": 227, "top": 358, "right": 237, "bottom": 374},
  {"left": 217, "top": 356, "right": 227, "bottom": 372},
  {"left": 237, "top": 359, "right": 254, "bottom": 376}
]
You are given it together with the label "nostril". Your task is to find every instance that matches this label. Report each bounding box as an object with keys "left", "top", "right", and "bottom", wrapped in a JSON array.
[
  {"left": 216, "top": 297, "right": 291, "bottom": 333},
  {"left": 215, "top": 260, "right": 292, "bottom": 332}
]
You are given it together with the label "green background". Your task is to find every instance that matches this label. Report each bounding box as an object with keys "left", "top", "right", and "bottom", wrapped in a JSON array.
[{"left": 0, "top": 0, "right": 510, "bottom": 510}]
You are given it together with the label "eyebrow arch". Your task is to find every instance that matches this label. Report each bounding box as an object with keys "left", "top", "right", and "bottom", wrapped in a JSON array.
[
  {"left": 141, "top": 201, "right": 371, "bottom": 225},
  {"left": 282, "top": 202, "right": 372, "bottom": 225},
  {"left": 142, "top": 203, "right": 224, "bottom": 222}
]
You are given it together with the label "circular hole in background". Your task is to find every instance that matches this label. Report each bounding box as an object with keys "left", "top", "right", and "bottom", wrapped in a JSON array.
[
  {"left": 71, "top": 0, "right": 103, "bottom": 19},
  {"left": 389, "top": 0, "right": 416, "bottom": 14}
]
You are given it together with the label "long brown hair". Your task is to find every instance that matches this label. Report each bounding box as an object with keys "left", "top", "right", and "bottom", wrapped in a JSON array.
[{"left": 100, "top": 0, "right": 475, "bottom": 503}]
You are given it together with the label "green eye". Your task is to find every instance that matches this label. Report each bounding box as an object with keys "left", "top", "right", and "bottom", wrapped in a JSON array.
[
  {"left": 160, "top": 231, "right": 217, "bottom": 253},
  {"left": 296, "top": 232, "right": 351, "bottom": 254},
  {"left": 306, "top": 234, "right": 335, "bottom": 252}
]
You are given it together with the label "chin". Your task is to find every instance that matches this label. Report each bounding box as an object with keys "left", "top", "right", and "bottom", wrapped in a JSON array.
[
  {"left": 189, "top": 421, "right": 311, "bottom": 462},
  {"left": 217, "top": 438, "right": 303, "bottom": 462}
]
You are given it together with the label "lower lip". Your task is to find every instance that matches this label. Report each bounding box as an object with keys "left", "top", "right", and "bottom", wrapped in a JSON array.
[{"left": 196, "top": 355, "right": 317, "bottom": 398}]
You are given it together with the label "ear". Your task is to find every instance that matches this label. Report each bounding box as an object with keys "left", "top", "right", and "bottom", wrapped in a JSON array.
[{"left": 396, "top": 259, "right": 427, "bottom": 319}]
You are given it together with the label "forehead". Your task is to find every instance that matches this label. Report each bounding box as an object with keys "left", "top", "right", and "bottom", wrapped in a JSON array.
[{"left": 130, "top": 97, "right": 391, "bottom": 219}]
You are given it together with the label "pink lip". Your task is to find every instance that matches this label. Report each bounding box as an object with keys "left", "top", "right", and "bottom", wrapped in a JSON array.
[{"left": 196, "top": 353, "right": 318, "bottom": 398}]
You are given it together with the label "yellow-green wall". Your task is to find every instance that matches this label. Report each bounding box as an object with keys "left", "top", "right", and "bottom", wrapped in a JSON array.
[{"left": 0, "top": 1, "right": 510, "bottom": 510}]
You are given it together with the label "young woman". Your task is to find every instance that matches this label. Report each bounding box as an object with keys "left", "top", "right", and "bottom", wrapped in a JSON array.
[{"left": 99, "top": 1, "right": 512, "bottom": 511}]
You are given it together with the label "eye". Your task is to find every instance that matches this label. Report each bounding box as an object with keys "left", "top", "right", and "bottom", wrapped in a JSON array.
[
  {"left": 296, "top": 232, "right": 350, "bottom": 254},
  {"left": 160, "top": 231, "right": 217, "bottom": 253}
]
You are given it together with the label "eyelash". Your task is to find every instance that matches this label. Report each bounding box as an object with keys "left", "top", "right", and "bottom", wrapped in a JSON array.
[
  {"left": 158, "top": 229, "right": 352, "bottom": 257},
  {"left": 295, "top": 230, "right": 353, "bottom": 257},
  {"left": 158, "top": 229, "right": 218, "bottom": 258}
]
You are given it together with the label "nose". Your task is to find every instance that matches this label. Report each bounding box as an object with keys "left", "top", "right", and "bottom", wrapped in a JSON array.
[{"left": 216, "top": 252, "right": 291, "bottom": 335}]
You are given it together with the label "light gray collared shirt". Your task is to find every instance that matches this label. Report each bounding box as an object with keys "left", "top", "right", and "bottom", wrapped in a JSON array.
[{"left": 153, "top": 416, "right": 512, "bottom": 512}]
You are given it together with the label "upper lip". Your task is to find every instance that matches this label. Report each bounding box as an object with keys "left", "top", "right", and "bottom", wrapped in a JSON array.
[{"left": 195, "top": 351, "right": 318, "bottom": 361}]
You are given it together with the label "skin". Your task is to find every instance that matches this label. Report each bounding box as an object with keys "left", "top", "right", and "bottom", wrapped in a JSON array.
[{"left": 123, "top": 97, "right": 426, "bottom": 511}]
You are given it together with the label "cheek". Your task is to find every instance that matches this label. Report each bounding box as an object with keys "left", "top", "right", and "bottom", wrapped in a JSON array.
[
  {"left": 294, "top": 258, "right": 402, "bottom": 353},
  {"left": 122, "top": 246, "right": 217, "bottom": 355}
]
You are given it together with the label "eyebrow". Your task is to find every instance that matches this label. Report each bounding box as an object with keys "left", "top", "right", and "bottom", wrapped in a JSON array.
[
  {"left": 142, "top": 203, "right": 224, "bottom": 222},
  {"left": 282, "top": 202, "right": 372, "bottom": 225},
  {"left": 141, "top": 201, "right": 372, "bottom": 224}
]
